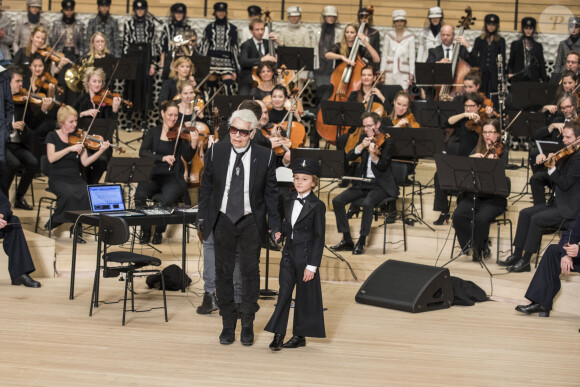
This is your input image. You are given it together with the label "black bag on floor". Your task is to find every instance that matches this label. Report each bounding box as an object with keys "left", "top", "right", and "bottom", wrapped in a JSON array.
[
  {"left": 451, "top": 276, "right": 489, "bottom": 306},
  {"left": 146, "top": 264, "right": 192, "bottom": 291}
]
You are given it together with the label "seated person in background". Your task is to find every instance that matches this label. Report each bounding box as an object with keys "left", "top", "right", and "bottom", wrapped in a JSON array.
[
  {"left": 249, "top": 61, "right": 278, "bottom": 103},
  {"left": 159, "top": 56, "right": 196, "bottom": 106},
  {"left": 238, "top": 19, "right": 276, "bottom": 96},
  {"left": 452, "top": 119, "right": 508, "bottom": 261},
  {"left": 515, "top": 212, "right": 580, "bottom": 317},
  {"left": 135, "top": 101, "right": 198, "bottom": 245},
  {"left": 0, "top": 189, "right": 41, "bottom": 288},
  {"left": 501, "top": 121, "right": 580, "bottom": 272},
  {"left": 331, "top": 112, "right": 398, "bottom": 255},
  {"left": 268, "top": 85, "right": 301, "bottom": 125},
  {"left": 550, "top": 51, "right": 579, "bottom": 86},
  {"left": 388, "top": 90, "right": 419, "bottom": 128},
  {"left": 461, "top": 70, "right": 494, "bottom": 119}
]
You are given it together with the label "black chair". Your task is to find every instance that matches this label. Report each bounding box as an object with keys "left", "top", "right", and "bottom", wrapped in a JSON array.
[
  {"left": 34, "top": 155, "right": 57, "bottom": 238},
  {"left": 90, "top": 214, "right": 168, "bottom": 325},
  {"left": 350, "top": 162, "right": 408, "bottom": 254}
]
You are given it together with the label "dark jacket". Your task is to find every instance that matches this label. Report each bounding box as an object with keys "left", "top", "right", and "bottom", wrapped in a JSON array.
[
  {"left": 426, "top": 45, "right": 472, "bottom": 64},
  {"left": 551, "top": 151, "right": 580, "bottom": 219},
  {"left": 139, "top": 125, "right": 196, "bottom": 179},
  {"left": 239, "top": 38, "right": 271, "bottom": 88},
  {"left": 0, "top": 69, "right": 12, "bottom": 163},
  {"left": 508, "top": 38, "right": 547, "bottom": 82}
]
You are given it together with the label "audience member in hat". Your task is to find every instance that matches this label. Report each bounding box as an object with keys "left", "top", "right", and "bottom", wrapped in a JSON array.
[
  {"left": 239, "top": 5, "right": 263, "bottom": 44},
  {"left": 313, "top": 6, "right": 343, "bottom": 87},
  {"left": 86, "top": 0, "right": 120, "bottom": 59},
  {"left": 357, "top": 7, "right": 381, "bottom": 70},
  {"left": 265, "top": 157, "right": 326, "bottom": 351},
  {"left": 554, "top": 17, "right": 580, "bottom": 74},
  {"left": 159, "top": 3, "right": 194, "bottom": 80},
  {"left": 0, "top": 1, "right": 14, "bottom": 65},
  {"left": 417, "top": 7, "right": 444, "bottom": 63},
  {"left": 13, "top": 0, "right": 49, "bottom": 52},
  {"left": 508, "top": 17, "right": 547, "bottom": 83},
  {"left": 381, "top": 10, "right": 415, "bottom": 90}
]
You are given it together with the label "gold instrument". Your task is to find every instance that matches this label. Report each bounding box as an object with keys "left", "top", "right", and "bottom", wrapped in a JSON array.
[{"left": 65, "top": 56, "right": 94, "bottom": 93}]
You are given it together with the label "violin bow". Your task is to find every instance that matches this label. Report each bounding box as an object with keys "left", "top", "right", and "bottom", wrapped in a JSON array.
[
  {"left": 44, "top": 32, "right": 66, "bottom": 64},
  {"left": 363, "top": 68, "right": 388, "bottom": 104},
  {"left": 193, "top": 73, "right": 212, "bottom": 95},
  {"left": 500, "top": 109, "right": 523, "bottom": 143},
  {"left": 21, "top": 86, "right": 34, "bottom": 121}
]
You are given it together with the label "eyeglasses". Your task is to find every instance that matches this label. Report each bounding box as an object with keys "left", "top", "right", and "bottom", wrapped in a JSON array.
[
  {"left": 560, "top": 105, "right": 574, "bottom": 110},
  {"left": 363, "top": 123, "right": 375, "bottom": 128},
  {"left": 229, "top": 126, "right": 252, "bottom": 137}
]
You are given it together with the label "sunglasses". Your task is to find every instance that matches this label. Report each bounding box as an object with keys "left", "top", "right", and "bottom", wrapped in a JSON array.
[{"left": 229, "top": 126, "right": 252, "bottom": 137}]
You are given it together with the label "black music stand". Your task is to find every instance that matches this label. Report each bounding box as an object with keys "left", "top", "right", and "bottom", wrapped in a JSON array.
[
  {"left": 510, "top": 82, "right": 558, "bottom": 110},
  {"left": 435, "top": 154, "right": 508, "bottom": 276},
  {"left": 413, "top": 100, "right": 463, "bottom": 128},
  {"left": 276, "top": 47, "right": 315, "bottom": 71},
  {"left": 320, "top": 101, "right": 365, "bottom": 144},
  {"left": 114, "top": 56, "right": 141, "bottom": 149},
  {"left": 214, "top": 95, "right": 248, "bottom": 120},
  {"left": 388, "top": 127, "right": 445, "bottom": 231},
  {"left": 414, "top": 63, "right": 453, "bottom": 86},
  {"left": 191, "top": 55, "right": 211, "bottom": 80}
]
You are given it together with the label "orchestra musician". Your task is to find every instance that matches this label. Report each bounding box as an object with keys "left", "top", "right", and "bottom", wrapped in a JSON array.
[
  {"left": 426, "top": 24, "right": 472, "bottom": 64},
  {"left": 159, "top": 56, "right": 196, "bottom": 106},
  {"left": 461, "top": 70, "right": 495, "bottom": 118},
  {"left": 502, "top": 121, "right": 580, "bottom": 273},
  {"left": 331, "top": 112, "right": 397, "bottom": 255},
  {"left": 135, "top": 101, "right": 198, "bottom": 245},
  {"left": 238, "top": 5, "right": 262, "bottom": 45},
  {"left": 44, "top": 105, "right": 110, "bottom": 241},
  {"left": 452, "top": 119, "right": 508, "bottom": 261},
  {"left": 389, "top": 90, "right": 419, "bottom": 128},
  {"left": 85, "top": 0, "right": 121, "bottom": 59},
  {"left": 356, "top": 7, "right": 381, "bottom": 69},
  {"left": 417, "top": 7, "right": 443, "bottom": 63},
  {"left": 12, "top": 25, "right": 50, "bottom": 70},
  {"left": 381, "top": 10, "right": 415, "bottom": 90},
  {"left": 507, "top": 17, "right": 548, "bottom": 83},
  {"left": 550, "top": 51, "right": 579, "bottom": 86},
  {"left": 249, "top": 61, "right": 277, "bottom": 103},
  {"left": 268, "top": 85, "right": 300, "bottom": 124},
  {"left": 239, "top": 19, "right": 275, "bottom": 96},
  {"left": 347, "top": 65, "right": 389, "bottom": 112},
  {"left": 324, "top": 23, "right": 380, "bottom": 70},
  {"left": 86, "top": 32, "right": 116, "bottom": 83},
  {"left": 555, "top": 70, "right": 579, "bottom": 101}
]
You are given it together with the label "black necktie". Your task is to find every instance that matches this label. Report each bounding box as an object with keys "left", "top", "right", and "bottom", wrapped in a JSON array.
[
  {"left": 445, "top": 48, "right": 450, "bottom": 59},
  {"left": 296, "top": 197, "right": 305, "bottom": 205},
  {"left": 257, "top": 42, "right": 263, "bottom": 56},
  {"left": 226, "top": 148, "right": 248, "bottom": 223}
]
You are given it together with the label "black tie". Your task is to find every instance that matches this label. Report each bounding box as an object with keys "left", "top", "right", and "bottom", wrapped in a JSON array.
[
  {"left": 296, "top": 197, "right": 305, "bottom": 205},
  {"left": 226, "top": 148, "right": 248, "bottom": 223},
  {"left": 445, "top": 48, "right": 450, "bottom": 59},
  {"left": 257, "top": 42, "right": 263, "bottom": 56}
]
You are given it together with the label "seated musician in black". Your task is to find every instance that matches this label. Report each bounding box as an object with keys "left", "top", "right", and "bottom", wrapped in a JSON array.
[
  {"left": 426, "top": 24, "right": 471, "bottom": 64},
  {"left": 239, "top": 19, "right": 276, "bottom": 96},
  {"left": 136, "top": 101, "right": 198, "bottom": 245},
  {"left": 158, "top": 57, "right": 196, "bottom": 106},
  {"left": 249, "top": 61, "right": 278, "bottom": 103},
  {"left": 502, "top": 121, "right": 580, "bottom": 272},
  {"left": 452, "top": 119, "right": 508, "bottom": 261},
  {"left": 72, "top": 66, "right": 120, "bottom": 184},
  {"left": 268, "top": 85, "right": 301, "bottom": 125},
  {"left": 324, "top": 23, "right": 380, "bottom": 72},
  {"left": 331, "top": 112, "right": 397, "bottom": 255}
]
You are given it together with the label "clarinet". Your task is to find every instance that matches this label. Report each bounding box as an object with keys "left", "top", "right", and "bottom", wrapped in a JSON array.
[{"left": 496, "top": 54, "right": 507, "bottom": 131}]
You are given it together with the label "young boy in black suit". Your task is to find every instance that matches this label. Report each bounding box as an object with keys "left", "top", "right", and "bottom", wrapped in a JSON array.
[{"left": 265, "top": 157, "right": 326, "bottom": 350}]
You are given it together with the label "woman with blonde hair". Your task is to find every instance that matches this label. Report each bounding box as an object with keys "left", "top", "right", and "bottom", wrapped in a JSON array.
[
  {"left": 159, "top": 56, "right": 196, "bottom": 105},
  {"left": 324, "top": 23, "right": 379, "bottom": 69}
]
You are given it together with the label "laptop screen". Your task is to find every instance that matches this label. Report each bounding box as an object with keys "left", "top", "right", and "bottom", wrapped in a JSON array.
[{"left": 88, "top": 184, "right": 126, "bottom": 213}]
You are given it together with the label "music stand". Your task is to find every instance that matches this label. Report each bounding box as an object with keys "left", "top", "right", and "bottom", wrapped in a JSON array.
[
  {"left": 111, "top": 56, "right": 138, "bottom": 82},
  {"left": 414, "top": 63, "right": 453, "bottom": 86},
  {"left": 435, "top": 154, "right": 508, "bottom": 276},
  {"left": 320, "top": 101, "right": 365, "bottom": 144},
  {"left": 213, "top": 95, "right": 248, "bottom": 121},
  {"left": 276, "top": 47, "right": 315, "bottom": 71},
  {"left": 413, "top": 100, "right": 463, "bottom": 128},
  {"left": 106, "top": 157, "right": 155, "bottom": 203},
  {"left": 191, "top": 55, "right": 211, "bottom": 80},
  {"left": 536, "top": 141, "right": 561, "bottom": 156},
  {"left": 510, "top": 82, "right": 558, "bottom": 110}
]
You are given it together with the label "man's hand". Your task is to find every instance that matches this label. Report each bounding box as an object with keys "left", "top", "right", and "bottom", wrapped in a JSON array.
[
  {"left": 564, "top": 243, "right": 579, "bottom": 259},
  {"left": 303, "top": 268, "right": 314, "bottom": 282},
  {"left": 12, "top": 121, "right": 25, "bottom": 131},
  {"left": 561, "top": 255, "right": 574, "bottom": 274},
  {"left": 0, "top": 217, "right": 7, "bottom": 230}
]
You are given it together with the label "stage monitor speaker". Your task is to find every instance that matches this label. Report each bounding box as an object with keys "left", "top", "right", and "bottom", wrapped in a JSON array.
[{"left": 355, "top": 260, "right": 453, "bottom": 313}]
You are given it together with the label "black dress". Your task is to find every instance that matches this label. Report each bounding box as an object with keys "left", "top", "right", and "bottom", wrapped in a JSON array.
[
  {"left": 470, "top": 36, "right": 506, "bottom": 99},
  {"left": 45, "top": 131, "right": 90, "bottom": 224}
]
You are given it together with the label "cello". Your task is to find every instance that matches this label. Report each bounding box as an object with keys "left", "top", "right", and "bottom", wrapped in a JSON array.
[
  {"left": 437, "top": 7, "right": 474, "bottom": 101},
  {"left": 316, "top": 6, "right": 374, "bottom": 144}
]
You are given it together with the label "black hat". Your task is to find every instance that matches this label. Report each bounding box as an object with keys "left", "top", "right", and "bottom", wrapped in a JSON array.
[
  {"left": 484, "top": 14, "right": 499, "bottom": 24},
  {"left": 170, "top": 2, "right": 186, "bottom": 13},
  {"left": 291, "top": 158, "right": 320, "bottom": 177},
  {"left": 97, "top": 0, "right": 111, "bottom": 6},
  {"left": 61, "top": 0, "right": 75, "bottom": 9},
  {"left": 247, "top": 5, "right": 261, "bottom": 17},
  {"left": 358, "top": 7, "right": 370, "bottom": 16},
  {"left": 521, "top": 17, "right": 536, "bottom": 29},
  {"left": 213, "top": 2, "right": 227, "bottom": 12},
  {"left": 132, "top": 0, "right": 147, "bottom": 10}
]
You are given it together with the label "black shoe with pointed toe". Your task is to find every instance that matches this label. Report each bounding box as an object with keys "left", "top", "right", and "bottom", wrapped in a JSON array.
[
  {"left": 269, "top": 334, "right": 285, "bottom": 351},
  {"left": 14, "top": 197, "right": 33, "bottom": 210},
  {"left": 508, "top": 259, "right": 531, "bottom": 273},
  {"left": 330, "top": 239, "right": 354, "bottom": 251},
  {"left": 347, "top": 207, "right": 360, "bottom": 219},
  {"left": 515, "top": 303, "right": 550, "bottom": 317},
  {"left": 352, "top": 240, "right": 365, "bottom": 255},
  {"left": 283, "top": 335, "right": 306, "bottom": 348},
  {"left": 433, "top": 212, "right": 450, "bottom": 225},
  {"left": 498, "top": 254, "right": 519, "bottom": 267},
  {"left": 11, "top": 274, "right": 41, "bottom": 288}
]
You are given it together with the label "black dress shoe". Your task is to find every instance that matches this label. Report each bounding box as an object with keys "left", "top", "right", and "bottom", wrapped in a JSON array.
[
  {"left": 347, "top": 207, "right": 360, "bottom": 219},
  {"left": 283, "top": 335, "right": 306, "bottom": 348},
  {"left": 515, "top": 303, "right": 550, "bottom": 317},
  {"left": 140, "top": 230, "right": 151, "bottom": 244},
  {"left": 44, "top": 219, "right": 62, "bottom": 231},
  {"left": 11, "top": 274, "right": 41, "bottom": 288},
  {"left": 508, "top": 259, "right": 531, "bottom": 273},
  {"left": 240, "top": 326, "right": 254, "bottom": 346},
  {"left": 196, "top": 292, "right": 219, "bottom": 314},
  {"left": 14, "top": 197, "right": 33, "bottom": 210},
  {"left": 352, "top": 240, "right": 365, "bottom": 255},
  {"left": 152, "top": 231, "right": 162, "bottom": 245},
  {"left": 330, "top": 239, "right": 354, "bottom": 251},
  {"left": 269, "top": 334, "right": 285, "bottom": 351},
  {"left": 219, "top": 328, "right": 235, "bottom": 345},
  {"left": 337, "top": 179, "right": 349, "bottom": 188},
  {"left": 483, "top": 245, "right": 491, "bottom": 259},
  {"left": 433, "top": 212, "right": 450, "bottom": 225},
  {"left": 498, "top": 254, "right": 519, "bottom": 267}
]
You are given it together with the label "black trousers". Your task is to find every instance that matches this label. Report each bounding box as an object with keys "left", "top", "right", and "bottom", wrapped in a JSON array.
[
  {"left": 135, "top": 173, "right": 186, "bottom": 233},
  {"left": 0, "top": 215, "right": 36, "bottom": 280},
  {"left": 432, "top": 172, "right": 450, "bottom": 213},
  {"left": 0, "top": 143, "right": 38, "bottom": 198},
  {"left": 264, "top": 242, "right": 325, "bottom": 338},
  {"left": 513, "top": 204, "right": 570, "bottom": 260},
  {"left": 214, "top": 213, "right": 262, "bottom": 325},
  {"left": 332, "top": 183, "right": 388, "bottom": 237},
  {"left": 530, "top": 170, "right": 552, "bottom": 206},
  {"left": 525, "top": 244, "right": 580, "bottom": 308},
  {"left": 452, "top": 197, "right": 504, "bottom": 255}
]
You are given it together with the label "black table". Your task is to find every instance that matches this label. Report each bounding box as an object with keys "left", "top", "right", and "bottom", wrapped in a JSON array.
[{"left": 65, "top": 210, "right": 197, "bottom": 300}]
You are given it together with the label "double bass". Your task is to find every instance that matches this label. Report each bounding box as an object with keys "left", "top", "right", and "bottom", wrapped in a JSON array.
[
  {"left": 252, "top": 9, "right": 276, "bottom": 88},
  {"left": 316, "top": 6, "right": 373, "bottom": 144},
  {"left": 437, "top": 7, "right": 474, "bottom": 101}
]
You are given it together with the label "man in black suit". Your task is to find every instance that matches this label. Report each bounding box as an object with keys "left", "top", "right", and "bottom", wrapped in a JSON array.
[
  {"left": 426, "top": 24, "right": 472, "bottom": 64},
  {"left": 0, "top": 64, "right": 12, "bottom": 167},
  {"left": 0, "top": 188, "right": 41, "bottom": 287},
  {"left": 502, "top": 121, "right": 580, "bottom": 272},
  {"left": 550, "top": 51, "right": 579, "bottom": 85},
  {"left": 198, "top": 108, "right": 281, "bottom": 346},
  {"left": 238, "top": 19, "right": 276, "bottom": 96},
  {"left": 330, "top": 112, "right": 398, "bottom": 255},
  {"left": 515, "top": 212, "right": 580, "bottom": 317}
]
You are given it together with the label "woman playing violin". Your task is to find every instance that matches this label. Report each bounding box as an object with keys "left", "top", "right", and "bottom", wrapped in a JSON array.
[
  {"left": 324, "top": 24, "right": 380, "bottom": 69},
  {"left": 176, "top": 80, "right": 204, "bottom": 121},
  {"left": 159, "top": 56, "right": 196, "bottom": 106},
  {"left": 249, "top": 61, "right": 278, "bottom": 103},
  {"left": 389, "top": 91, "right": 420, "bottom": 128},
  {"left": 268, "top": 85, "right": 301, "bottom": 125},
  {"left": 135, "top": 101, "right": 198, "bottom": 245},
  {"left": 463, "top": 71, "right": 495, "bottom": 119},
  {"left": 452, "top": 119, "right": 508, "bottom": 261},
  {"left": 12, "top": 25, "right": 49, "bottom": 69},
  {"left": 45, "top": 106, "right": 110, "bottom": 240}
]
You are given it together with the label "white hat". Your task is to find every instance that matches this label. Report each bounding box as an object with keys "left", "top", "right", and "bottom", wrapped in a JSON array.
[
  {"left": 27, "top": 0, "right": 42, "bottom": 7},
  {"left": 287, "top": 6, "right": 302, "bottom": 17},
  {"left": 322, "top": 6, "right": 338, "bottom": 17},
  {"left": 392, "top": 10, "right": 406, "bottom": 21},
  {"left": 428, "top": 7, "right": 443, "bottom": 19}
]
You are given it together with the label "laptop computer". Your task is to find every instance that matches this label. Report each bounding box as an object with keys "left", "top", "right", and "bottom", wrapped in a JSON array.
[{"left": 87, "top": 184, "right": 144, "bottom": 217}]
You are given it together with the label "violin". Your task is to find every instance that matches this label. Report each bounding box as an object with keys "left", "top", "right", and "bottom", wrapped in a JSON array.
[
  {"left": 166, "top": 126, "right": 192, "bottom": 142},
  {"left": 481, "top": 141, "right": 503, "bottom": 159},
  {"left": 540, "top": 137, "right": 580, "bottom": 168},
  {"left": 67, "top": 129, "right": 125, "bottom": 153},
  {"left": 392, "top": 113, "right": 420, "bottom": 128},
  {"left": 261, "top": 124, "right": 292, "bottom": 156},
  {"left": 465, "top": 110, "right": 487, "bottom": 134},
  {"left": 37, "top": 47, "right": 66, "bottom": 63},
  {"left": 92, "top": 89, "right": 133, "bottom": 108},
  {"left": 370, "top": 131, "right": 389, "bottom": 157},
  {"left": 34, "top": 72, "right": 63, "bottom": 94},
  {"left": 13, "top": 88, "right": 63, "bottom": 107}
]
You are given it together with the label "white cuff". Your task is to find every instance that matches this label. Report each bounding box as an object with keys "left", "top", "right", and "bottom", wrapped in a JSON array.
[
  {"left": 547, "top": 166, "right": 556, "bottom": 175},
  {"left": 305, "top": 265, "right": 317, "bottom": 273}
]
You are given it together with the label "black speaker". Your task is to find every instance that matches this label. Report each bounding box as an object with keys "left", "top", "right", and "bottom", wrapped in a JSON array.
[{"left": 355, "top": 260, "right": 453, "bottom": 313}]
